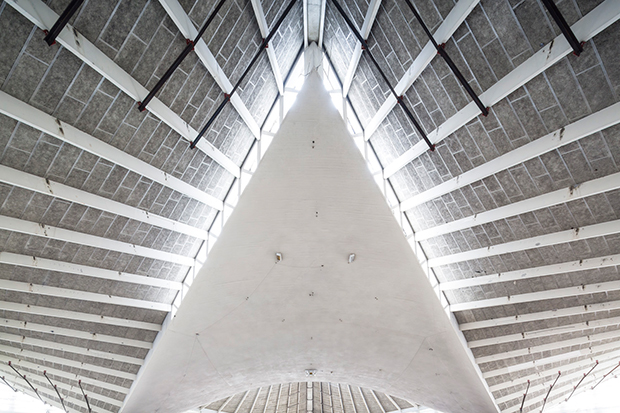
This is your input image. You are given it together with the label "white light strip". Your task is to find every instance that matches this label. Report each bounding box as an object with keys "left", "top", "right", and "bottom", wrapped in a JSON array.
[
  {"left": 384, "top": 0, "right": 620, "bottom": 177},
  {"left": 0, "top": 90, "right": 224, "bottom": 211},
  {"left": 5, "top": 0, "right": 240, "bottom": 177}
]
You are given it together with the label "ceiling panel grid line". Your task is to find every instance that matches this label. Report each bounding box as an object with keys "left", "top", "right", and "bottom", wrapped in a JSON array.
[
  {"left": 341, "top": 0, "right": 382, "bottom": 97},
  {"left": 4, "top": 0, "right": 241, "bottom": 178},
  {"left": 400, "top": 100, "right": 620, "bottom": 213},
  {"left": 382, "top": 0, "right": 620, "bottom": 178},
  {"left": 0, "top": 89, "right": 224, "bottom": 211},
  {"left": 363, "top": 0, "right": 480, "bottom": 141},
  {"left": 157, "top": 0, "right": 262, "bottom": 140}
]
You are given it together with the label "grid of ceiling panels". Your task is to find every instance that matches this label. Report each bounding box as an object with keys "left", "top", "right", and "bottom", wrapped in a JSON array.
[
  {"left": 324, "top": 0, "right": 620, "bottom": 411},
  {"left": 201, "top": 383, "right": 416, "bottom": 413},
  {"left": 0, "top": 0, "right": 302, "bottom": 411}
]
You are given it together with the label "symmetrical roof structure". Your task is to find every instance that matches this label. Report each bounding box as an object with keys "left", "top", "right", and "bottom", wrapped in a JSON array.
[{"left": 0, "top": 0, "right": 619, "bottom": 412}]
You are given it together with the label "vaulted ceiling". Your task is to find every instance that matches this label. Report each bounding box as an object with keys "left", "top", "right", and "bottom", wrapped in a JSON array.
[{"left": 0, "top": 0, "right": 618, "bottom": 413}]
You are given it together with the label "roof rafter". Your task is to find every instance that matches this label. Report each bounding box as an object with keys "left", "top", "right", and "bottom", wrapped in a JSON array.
[
  {"left": 341, "top": 0, "right": 382, "bottom": 97},
  {"left": 0, "top": 353, "right": 131, "bottom": 395},
  {"left": 451, "top": 279, "right": 620, "bottom": 312},
  {"left": 468, "top": 315, "right": 620, "bottom": 349},
  {"left": 0, "top": 344, "right": 137, "bottom": 380},
  {"left": 1, "top": 251, "right": 182, "bottom": 291},
  {"left": 4, "top": 0, "right": 241, "bottom": 177},
  {"left": 157, "top": 0, "right": 262, "bottom": 139},
  {"left": 441, "top": 253, "right": 620, "bottom": 291},
  {"left": 364, "top": 0, "right": 480, "bottom": 141},
  {"left": 428, "top": 218, "right": 620, "bottom": 268},
  {"left": 476, "top": 329, "right": 620, "bottom": 365},
  {"left": 488, "top": 347, "right": 620, "bottom": 394},
  {"left": 249, "top": 0, "right": 285, "bottom": 94},
  {"left": 0, "top": 215, "right": 193, "bottom": 266},
  {"left": 383, "top": 0, "right": 620, "bottom": 177},
  {"left": 0, "top": 90, "right": 223, "bottom": 211},
  {"left": 1, "top": 317, "right": 152, "bottom": 350},
  {"left": 0, "top": 301, "right": 161, "bottom": 331},
  {"left": 0, "top": 279, "right": 171, "bottom": 312},
  {"left": 0, "top": 331, "right": 143, "bottom": 366},
  {"left": 401, "top": 101, "right": 620, "bottom": 213},
  {"left": 0, "top": 165, "right": 209, "bottom": 240},
  {"left": 460, "top": 299, "right": 620, "bottom": 331},
  {"left": 482, "top": 340, "right": 620, "bottom": 380}
]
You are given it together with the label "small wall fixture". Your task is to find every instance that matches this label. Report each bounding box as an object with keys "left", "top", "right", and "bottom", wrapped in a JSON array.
[
  {"left": 305, "top": 369, "right": 317, "bottom": 376},
  {"left": 348, "top": 253, "right": 356, "bottom": 264},
  {"left": 276, "top": 252, "right": 283, "bottom": 262}
]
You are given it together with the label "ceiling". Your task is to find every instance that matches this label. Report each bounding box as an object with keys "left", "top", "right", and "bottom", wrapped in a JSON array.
[{"left": 0, "top": 0, "right": 618, "bottom": 412}]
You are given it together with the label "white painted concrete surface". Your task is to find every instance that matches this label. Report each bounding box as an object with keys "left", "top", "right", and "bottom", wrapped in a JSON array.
[{"left": 121, "top": 70, "right": 497, "bottom": 413}]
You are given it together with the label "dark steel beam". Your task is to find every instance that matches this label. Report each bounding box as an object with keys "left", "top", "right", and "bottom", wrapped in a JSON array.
[
  {"left": 191, "top": 0, "right": 299, "bottom": 149},
  {"left": 138, "top": 0, "right": 228, "bottom": 112},
  {"left": 401, "top": 0, "right": 488, "bottom": 117},
  {"left": 540, "top": 371, "right": 561, "bottom": 413},
  {"left": 44, "top": 0, "right": 84, "bottom": 46},
  {"left": 43, "top": 371, "right": 67, "bottom": 412},
  {"left": 329, "top": 0, "right": 435, "bottom": 151},
  {"left": 519, "top": 380, "right": 530, "bottom": 413},
  {"left": 541, "top": 0, "right": 584, "bottom": 56},
  {"left": 566, "top": 361, "right": 598, "bottom": 402},
  {"left": 78, "top": 379, "right": 92, "bottom": 412}
]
